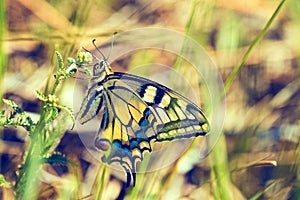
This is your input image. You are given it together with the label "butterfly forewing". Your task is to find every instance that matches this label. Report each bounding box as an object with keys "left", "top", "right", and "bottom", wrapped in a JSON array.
[
  {"left": 115, "top": 72, "right": 210, "bottom": 141},
  {"left": 78, "top": 84, "right": 105, "bottom": 124}
]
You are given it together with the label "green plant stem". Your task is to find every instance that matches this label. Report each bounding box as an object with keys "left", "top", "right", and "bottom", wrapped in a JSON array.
[
  {"left": 0, "top": 0, "right": 6, "bottom": 97},
  {"left": 16, "top": 105, "right": 48, "bottom": 200},
  {"left": 15, "top": 55, "right": 71, "bottom": 199},
  {"left": 223, "top": 0, "right": 287, "bottom": 95},
  {"left": 93, "top": 164, "right": 109, "bottom": 200},
  {"left": 173, "top": 0, "right": 198, "bottom": 71},
  {"left": 211, "top": 0, "right": 287, "bottom": 198},
  {"left": 211, "top": 132, "right": 232, "bottom": 200},
  {"left": 0, "top": 0, "right": 7, "bottom": 182},
  {"left": 51, "top": 77, "right": 62, "bottom": 95},
  {"left": 211, "top": 1, "right": 287, "bottom": 199},
  {"left": 129, "top": 153, "right": 151, "bottom": 199}
]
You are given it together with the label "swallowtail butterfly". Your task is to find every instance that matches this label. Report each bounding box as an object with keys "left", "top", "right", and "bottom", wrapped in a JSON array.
[{"left": 77, "top": 40, "right": 209, "bottom": 187}]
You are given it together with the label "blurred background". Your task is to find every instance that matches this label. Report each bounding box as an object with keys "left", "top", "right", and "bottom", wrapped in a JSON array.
[{"left": 0, "top": 0, "right": 299, "bottom": 199}]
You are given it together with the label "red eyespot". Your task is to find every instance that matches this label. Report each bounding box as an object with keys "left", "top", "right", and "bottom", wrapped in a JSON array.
[{"left": 95, "top": 138, "right": 111, "bottom": 151}]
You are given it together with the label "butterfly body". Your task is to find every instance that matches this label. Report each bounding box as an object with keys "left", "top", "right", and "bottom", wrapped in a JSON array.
[{"left": 78, "top": 59, "right": 209, "bottom": 186}]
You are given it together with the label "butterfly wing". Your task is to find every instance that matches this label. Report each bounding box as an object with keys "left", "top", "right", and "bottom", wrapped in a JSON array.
[
  {"left": 78, "top": 74, "right": 158, "bottom": 186},
  {"left": 114, "top": 72, "right": 210, "bottom": 141},
  {"left": 78, "top": 71, "right": 209, "bottom": 187}
]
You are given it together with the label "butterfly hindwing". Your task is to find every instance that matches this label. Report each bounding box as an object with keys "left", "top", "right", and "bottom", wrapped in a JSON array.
[{"left": 79, "top": 74, "right": 158, "bottom": 186}]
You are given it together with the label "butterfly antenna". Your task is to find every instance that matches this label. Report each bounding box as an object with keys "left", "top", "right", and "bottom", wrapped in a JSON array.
[
  {"left": 106, "top": 32, "right": 117, "bottom": 60},
  {"left": 92, "top": 39, "right": 107, "bottom": 62},
  {"left": 82, "top": 46, "right": 101, "bottom": 63}
]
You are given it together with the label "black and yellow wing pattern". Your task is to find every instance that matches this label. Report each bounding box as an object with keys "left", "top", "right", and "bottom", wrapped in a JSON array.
[{"left": 77, "top": 60, "right": 209, "bottom": 187}]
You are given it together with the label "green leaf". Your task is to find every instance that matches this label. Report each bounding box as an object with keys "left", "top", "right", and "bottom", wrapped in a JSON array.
[
  {"left": 55, "top": 51, "right": 64, "bottom": 70},
  {"left": 1, "top": 99, "right": 36, "bottom": 131},
  {"left": 42, "top": 112, "right": 73, "bottom": 155},
  {"left": 44, "top": 107, "right": 59, "bottom": 123},
  {"left": 67, "top": 57, "right": 76, "bottom": 65},
  {"left": 57, "top": 105, "right": 74, "bottom": 122},
  {"left": 0, "top": 174, "right": 11, "bottom": 188},
  {"left": 3, "top": 99, "right": 23, "bottom": 114},
  {"left": 35, "top": 90, "right": 48, "bottom": 101}
]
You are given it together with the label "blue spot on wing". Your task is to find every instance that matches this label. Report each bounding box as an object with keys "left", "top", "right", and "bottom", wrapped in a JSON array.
[{"left": 139, "top": 118, "right": 147, "bottom": 126}]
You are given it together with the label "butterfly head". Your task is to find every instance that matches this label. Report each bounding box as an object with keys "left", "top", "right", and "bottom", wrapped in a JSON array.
[
  {"left": 93, "top": 58, "right": 112, "bottom": 77},
  {"left": 91, "top": 37, "right": 115, "bottom": 77}
]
